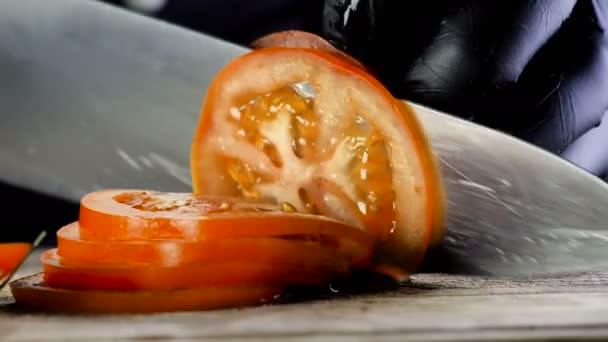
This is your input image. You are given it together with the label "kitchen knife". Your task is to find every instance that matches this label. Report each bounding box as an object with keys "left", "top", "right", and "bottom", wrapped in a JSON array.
[{"left": 1, "top": 0, "right": 608, "bottom": 277}]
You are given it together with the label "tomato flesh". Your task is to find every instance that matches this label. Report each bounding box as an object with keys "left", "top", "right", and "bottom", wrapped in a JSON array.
[
  {"left": 11, "top": 273, "right": 281, "bottom": 314},
  {"left": 217, "top": 83, "right": 397, "bottom": 239}
]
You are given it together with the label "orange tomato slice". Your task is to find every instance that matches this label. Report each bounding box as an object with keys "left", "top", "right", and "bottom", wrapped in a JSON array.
[
  {"left": 79, "top": 189, "right": 372, "bottom": 247},
  {"left": 42, "top": 249, "right": 343, "bottom": 291},
  {"left": 11, "top": 273, "right": 281, "bottom": 314},
  {"left": 0, "top": 243, "right": 31, "bottom": 279},
  {"left": 190, "top": 46, "right": 445, "bottom": 276},
  {"left": 57, "top": 221, "right": 359, "bottom": 268}
]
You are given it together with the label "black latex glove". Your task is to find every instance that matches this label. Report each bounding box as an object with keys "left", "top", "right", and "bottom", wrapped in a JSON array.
[{"left": 322, "top": 0, "right": 608, "bottom": 178}]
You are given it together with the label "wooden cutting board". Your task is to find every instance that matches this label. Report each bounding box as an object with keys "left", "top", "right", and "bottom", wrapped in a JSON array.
[{"left": 1, "top": 249, "right": 608, "bottom": 341}]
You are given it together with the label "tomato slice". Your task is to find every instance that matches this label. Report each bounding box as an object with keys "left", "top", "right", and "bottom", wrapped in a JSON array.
[
  {"left": 190, "top": 46, "right": 445, "bottom": 276},
  {"left": 79, "top": 189, "right": 372, "bottom": 248},
  {"left": 0, "top": 243, "right": 31, "bottom": 279},
  {"left": 10, "top": 273, "right": 281, "bottom": 313},
  {"left": 42, "top": 249, "right": 343, "bottom": 291},
  {"left": 57, "top": 221, "right": 359, "bottom": 269}
]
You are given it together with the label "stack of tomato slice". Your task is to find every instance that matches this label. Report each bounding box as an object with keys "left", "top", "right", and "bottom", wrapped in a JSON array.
[
  {"left": 10, "top": 189, "right": 373, "bottom": 313},
  {"left": 10, "top": 31, "right": 446, "bottom": 313}
]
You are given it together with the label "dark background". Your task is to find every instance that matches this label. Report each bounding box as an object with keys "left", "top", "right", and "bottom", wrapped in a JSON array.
[{"left": 0, "top": 183, "right": 77, "bottom": 245}]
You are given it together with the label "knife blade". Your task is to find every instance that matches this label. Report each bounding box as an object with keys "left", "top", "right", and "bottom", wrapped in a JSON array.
[{"left": 1, "top": 0, "right": 607, "bottom": 277}]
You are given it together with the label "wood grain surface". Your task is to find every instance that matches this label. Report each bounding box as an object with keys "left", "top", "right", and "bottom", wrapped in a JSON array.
[{"left": 1, "top": 249, "right": 608, "bottom": 341}]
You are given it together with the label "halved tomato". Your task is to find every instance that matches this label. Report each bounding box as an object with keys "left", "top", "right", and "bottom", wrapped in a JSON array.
[
  {"left": 0, "top": 243, "right": 31, "bottom": 279},
  {"left": 42, "top": 249, "right": 343, "bottom": 291},
  {"left": 11, "top": 273, "right": 281, "bottom": 313},
  {"left": 190, "top": 46, "right": 445, "bottom": 277},
  {"left": 57, "top": 221, "right": 357, "bottom": 268}
]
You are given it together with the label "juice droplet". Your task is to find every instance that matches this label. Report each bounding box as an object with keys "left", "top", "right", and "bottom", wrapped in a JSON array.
[
  {"left": 207, "top": 201, "right": 232, "bottom": 213},
  {"left": 281, "top": 202, "right": 297, "bottom": 213},
  {"left": 290, "top": 81, "right": 316, "bottom": 99},
  {"left": 357, "top": 201, "right": 367, "bottom": 215}
]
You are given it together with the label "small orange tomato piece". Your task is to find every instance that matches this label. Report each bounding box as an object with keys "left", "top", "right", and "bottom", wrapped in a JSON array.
[{"left": 0, "top": 243, "right": 31, "bottom": 279}]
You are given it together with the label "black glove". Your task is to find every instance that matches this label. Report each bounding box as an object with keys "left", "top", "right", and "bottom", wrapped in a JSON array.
[{"left": 322, "top": 0, "right": 608, "bottom": 178}]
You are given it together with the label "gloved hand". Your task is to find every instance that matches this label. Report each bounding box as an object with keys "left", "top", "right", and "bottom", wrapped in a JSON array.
[{"left": 322, "top": 0, "right": 608, "bottom": 179}]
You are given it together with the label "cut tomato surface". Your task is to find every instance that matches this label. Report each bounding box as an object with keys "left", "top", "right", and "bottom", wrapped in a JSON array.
[
  {"left": 57, "top": 221, "right": 361, "bottom": 268},
  {"left": 79, "top": 189, "right": 371, "bottom": 249},
  {"left": 0, "top": 243, "right": 31, "bottom": 279},
  {"left": 190, "top": 46, "right": 445, "bottom": 275},
  {"left": 10, "top": 273, "right": 281, "bottom": 314},
  {"left": 42, "top": 249, "right": 343, "bottom": 291}
]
